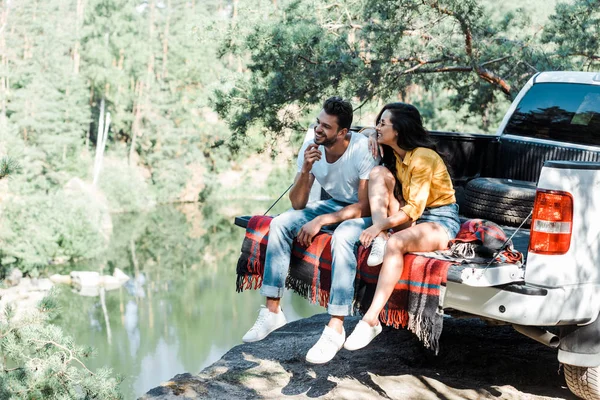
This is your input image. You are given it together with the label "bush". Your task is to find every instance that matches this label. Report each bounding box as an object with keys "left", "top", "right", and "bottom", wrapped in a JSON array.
[
  {"left": 0, "top": 291, "right": 122, "bottom": 399},
  {"left": 149, "top": 159, "right": 190, "bottom": 204},
  {"left": 0, "top": 188, "right": 111, "bottom": 274},
  {"left": 98, "top": 159, "right": 155, "bottom": 213}
]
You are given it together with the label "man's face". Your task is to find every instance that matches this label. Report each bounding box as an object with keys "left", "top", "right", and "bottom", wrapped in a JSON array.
[{"left": 314, "top": 110, "right": 343, "bottom": 147}]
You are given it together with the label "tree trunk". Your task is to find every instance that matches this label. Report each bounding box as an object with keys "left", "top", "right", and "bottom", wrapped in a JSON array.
[
  {"left": 161, "top": 0, "right": 170, "bottom": 79},
  {"left": 73, "top": 0, "right": 84, "bottom": 75},
  {"left": 86, "top": 83, "right": 94, "bottom": 150},
  {"left": 93, "top": 97, "right": 110, "bottom": 186},
  {"left": 129, "top": 80, "right": 143, "bottom": 165},
  {"left": 130, "top": 0, "right": 155, "bottom": 166},
  {"left": 229, "top": 0, "right": 239, "bottom": 69},
  {"left": 0, "top": 0, "right": 8, "bottom": 127}
]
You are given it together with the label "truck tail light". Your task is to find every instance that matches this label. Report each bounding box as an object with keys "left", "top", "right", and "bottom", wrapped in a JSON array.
[{"left": 529, "top": 190, "right": 573, "bottom": 255}]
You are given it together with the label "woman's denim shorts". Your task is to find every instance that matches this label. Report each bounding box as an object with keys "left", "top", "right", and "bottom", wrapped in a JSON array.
[{"left": 416, "top": 203, "right": 460, "bottom": 239}]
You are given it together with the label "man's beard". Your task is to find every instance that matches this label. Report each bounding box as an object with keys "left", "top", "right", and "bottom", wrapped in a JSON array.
[{"left": 314, "top": 133, "right": 337, "bottom": 147}]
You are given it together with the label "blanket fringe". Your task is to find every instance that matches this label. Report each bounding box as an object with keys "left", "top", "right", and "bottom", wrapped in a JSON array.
[
  {"left": 407, "top": 312, "right": 441, "bottom": 355},
  {"left": 285, "top": 275, "right": 330, "bottom": 306},
  {"left": 317, "top": 288, "right": 330, "bottom": 308},
  {"left": 379, "top": 308, "right": 409, "bottom": 329},
  {"left": 236, "top": 273, "right": 263, "bottom": 292},
  {"left": 379, "top": 309, "right": 442, "bottom": 354},
  {"left": 236, "top": 257, "right": 264, "bottom": 292},
  {"left": 285, "top": 275, "right": 311, "bottom": 300}
]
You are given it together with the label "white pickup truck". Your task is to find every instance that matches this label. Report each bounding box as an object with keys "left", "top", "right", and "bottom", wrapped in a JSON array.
[
  {"left": 429, "top": 71, "right": 600, "bottom": 400},
  {"left": 236, "top": 71, "right": 600, "bottom": 399}
]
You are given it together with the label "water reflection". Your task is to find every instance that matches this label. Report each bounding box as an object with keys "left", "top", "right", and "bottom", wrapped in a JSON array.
[{"left": 54, "top": 200, "right": 322, "bottom": 399}]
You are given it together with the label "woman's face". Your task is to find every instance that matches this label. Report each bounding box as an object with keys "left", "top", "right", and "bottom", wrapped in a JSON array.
[{"left": 376, "top": 110, "right": 397, "bottom": 146}]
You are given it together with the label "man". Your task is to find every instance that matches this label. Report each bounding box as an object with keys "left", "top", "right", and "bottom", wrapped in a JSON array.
[{"left": 242, "top": 96, "right": 377, "bottom": 364}]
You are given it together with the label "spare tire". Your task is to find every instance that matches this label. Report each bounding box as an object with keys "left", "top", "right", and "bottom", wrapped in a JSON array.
[{"left": 461, "top": 178, "right": 536, "bottom": 227}]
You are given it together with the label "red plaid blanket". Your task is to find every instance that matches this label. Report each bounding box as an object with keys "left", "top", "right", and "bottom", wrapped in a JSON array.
[
  {"left": 236, "top": 215, "right": 333, "bottom": 306},
  {"left": 355, "top": 249, "right": 451, "bottom": 354},
  {"left": 236, "top": 215, "right": 454, "bottom": 352}
]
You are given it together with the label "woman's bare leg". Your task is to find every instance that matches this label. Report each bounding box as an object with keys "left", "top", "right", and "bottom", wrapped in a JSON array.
[
  {"left": 362, "top": 222, "right": 449, "bottom": 326},
  {"left": 368, "top": 166, "right": 400, "bottom": 238}
]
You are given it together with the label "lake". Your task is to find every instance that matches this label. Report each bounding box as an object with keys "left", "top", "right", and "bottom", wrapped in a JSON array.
[{"left": 53, "top": 200, "right": 322, "bottom": 399}]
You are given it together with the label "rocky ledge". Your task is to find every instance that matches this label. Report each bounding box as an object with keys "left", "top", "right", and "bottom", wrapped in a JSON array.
[{"left": 140, "top": 314, "right": 574, "bottom": 400}]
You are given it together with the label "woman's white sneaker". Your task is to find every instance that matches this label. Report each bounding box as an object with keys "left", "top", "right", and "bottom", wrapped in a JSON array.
[
  {"left": 343, "top": 320, "right": 382, "bottom": 351},
  {"left": 367, "top": 237, "right": 387, "bottom": 266},
  {"left": 305, "top": 326, "right": 346, "bottom": 364},
  {"left": 242, "top": 306, "right": 287, "bottom": 343}
]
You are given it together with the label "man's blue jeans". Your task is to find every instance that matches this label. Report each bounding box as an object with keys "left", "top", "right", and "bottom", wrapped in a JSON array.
[{"left": 260, "top": 199, "right": 372, "bottom": 316}]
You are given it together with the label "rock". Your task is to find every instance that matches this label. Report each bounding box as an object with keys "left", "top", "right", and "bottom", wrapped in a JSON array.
[
  {"left": 74, "top": 285, "right": 100, "bottom": 297},
  {"left": 0, "top": 275, "right": 53, "bottom": 323},
  {"left": 70, "top": 271, "right": 100, "bottom": 288},
  {"left": 68, "top": 270, "right": 128, "bottom": 294},
  {"left": 50, "top": 274, "right": 72, "bottom": 285},
  {"left": 113, "top": 268, "right": 130, "bottom": 282},
  {"left": 140, "top": 314, "right": 573, "bottom": 400},
  {"left": 30, "top": 278, "right": 53, "bottom": 291},
  {"left": 6, "top": 268, "right": 23, "bottom": 287},
  {"left": 101, "top": 275, "right": 122, "bottom": 291}
]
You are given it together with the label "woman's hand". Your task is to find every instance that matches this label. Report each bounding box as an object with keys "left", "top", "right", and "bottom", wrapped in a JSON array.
[
  {"left": 362, "top": 128, "right": 382, "bottom": 159},
  {"left": 360, "top": 224, "right": 384, "bottom": 248}
]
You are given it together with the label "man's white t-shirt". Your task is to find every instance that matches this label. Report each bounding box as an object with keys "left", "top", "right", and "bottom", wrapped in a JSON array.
[{"left": 297, "top": 132, "right": 377, "bottom": 204}]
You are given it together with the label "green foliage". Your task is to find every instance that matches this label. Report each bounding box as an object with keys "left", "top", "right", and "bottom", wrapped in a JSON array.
[
  {"left": 542, "top": 0, "right": 600, "bottom": 70},
  {"left": 0, "top": 0, "right": 233, "bottom": 206},
  {"left": 213, "top": 0, "right": 599, "bottom": 141},
  {"left": 0, "top": 157, "right": 20, "bottom": 180},
  {"left": 0, "top": 291, "right": 122, "bottom": 399},
  {"left": 0, "top": 189, "right": 110, "bottom": 273},
  {"left": 98, "top": 158, "right": 155, "bottom": 212},
  {"left": 149, "top": 159, "right": 190, "bottom": 204}
]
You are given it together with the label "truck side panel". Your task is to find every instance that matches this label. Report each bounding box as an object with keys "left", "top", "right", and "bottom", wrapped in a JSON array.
[{"left": 526, "top": 162, "right": 600, "bottom": 287}]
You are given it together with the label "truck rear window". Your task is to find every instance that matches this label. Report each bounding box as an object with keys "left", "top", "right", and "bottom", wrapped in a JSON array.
[{"left": 504, "top": 82, "right": 600, "bottom": 146}]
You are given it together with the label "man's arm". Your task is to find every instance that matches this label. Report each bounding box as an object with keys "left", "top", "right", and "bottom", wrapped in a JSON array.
[
  {"left": 290, "top": 143, "right": 320, "bottom": 210},
  {"left": 296, "top": 179, "right": 370, "bottom": 246},
  {"left": 289, "top": 171, "right": 315, "bottom": 210}
]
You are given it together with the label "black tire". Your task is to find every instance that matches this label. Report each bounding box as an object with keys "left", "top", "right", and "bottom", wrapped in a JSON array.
[
  {"left": 564, "top": 364, "right": 600, "bottom": 400},
  {"left": 461, "top": 178, "right": 536, "bottom": 227}
]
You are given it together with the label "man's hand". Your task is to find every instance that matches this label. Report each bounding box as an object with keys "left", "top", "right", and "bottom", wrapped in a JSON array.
[
  {"left": 301, "top": 144, "right": 322, "bottom": 174},
  {"left": 297, "top": 218, "right": 323, "bottom": 247},
  {"left": 363, "top": 128, "right": 382, "bottom": 160},
  {"left": 359, "top": 224, "right": 384, "bottom": 248}
]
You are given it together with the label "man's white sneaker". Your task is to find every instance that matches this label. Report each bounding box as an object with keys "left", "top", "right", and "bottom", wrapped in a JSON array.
[
  {"left": 305, "top": 325, "right": 346, "bottom": 364},
  {"left": 367, "top": 237, "right": 387, "bottom": 266},
  {"left": 242, "top": 306, "right": 287, "bottom": 343},
  {"left": 343, "top": 320, "right": 383, "bottom": 351}
]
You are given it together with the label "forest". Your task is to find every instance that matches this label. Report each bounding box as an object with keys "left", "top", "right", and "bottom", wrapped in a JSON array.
[{"left": 1, "top": 0, "right": 599, "bottom": 271}]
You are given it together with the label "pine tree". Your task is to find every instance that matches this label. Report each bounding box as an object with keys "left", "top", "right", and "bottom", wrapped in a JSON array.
[{"left": 0, "top": 293, "right": 122, "bottom": 399}]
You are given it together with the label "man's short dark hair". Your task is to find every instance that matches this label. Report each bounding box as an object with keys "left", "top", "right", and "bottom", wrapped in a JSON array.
[{"left": 323, "top": 96, "right": 353, "bottom": 131}]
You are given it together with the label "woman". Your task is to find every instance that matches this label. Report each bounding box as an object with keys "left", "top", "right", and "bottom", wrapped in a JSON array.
[{"left": 344, "top": 102, "right": 460, "bottom": 351}]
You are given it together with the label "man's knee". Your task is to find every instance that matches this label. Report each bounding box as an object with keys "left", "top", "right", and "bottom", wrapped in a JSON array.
[
  {"left": 331, "top": 219, "right": 363, "bottom": 247},
  {"left": 270, "top": 210, "right": 302, "bottom": 230}
]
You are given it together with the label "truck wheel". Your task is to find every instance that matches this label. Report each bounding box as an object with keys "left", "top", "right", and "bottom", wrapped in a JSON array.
[
  {"left": 564, "top": 364, "right": 600, "bottom": 400},
  {"left": 461, "top": 178, "right": 536, "bottom": 227}
]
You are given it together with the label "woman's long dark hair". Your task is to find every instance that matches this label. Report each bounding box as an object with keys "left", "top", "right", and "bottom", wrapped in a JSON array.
[{"left": 376, "top": 103, "right": 443, "bottom": 198}]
